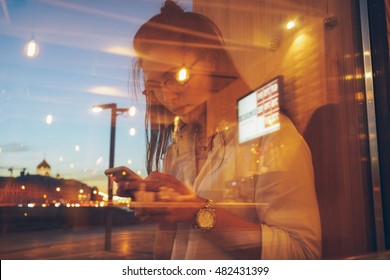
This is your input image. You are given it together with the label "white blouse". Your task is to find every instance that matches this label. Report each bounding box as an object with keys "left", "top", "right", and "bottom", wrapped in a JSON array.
[{"left": 163, "top": 114, "right": 321, "bottom": 259}]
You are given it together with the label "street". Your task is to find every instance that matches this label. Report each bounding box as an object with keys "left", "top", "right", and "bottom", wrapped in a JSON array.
[{"left": 0, "top": 224, "right": 156, "bottom": 260}]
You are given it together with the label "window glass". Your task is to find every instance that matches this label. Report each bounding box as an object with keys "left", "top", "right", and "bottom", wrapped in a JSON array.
[{"left": 0, "top": 0, "right": 377, "bottom": 260}]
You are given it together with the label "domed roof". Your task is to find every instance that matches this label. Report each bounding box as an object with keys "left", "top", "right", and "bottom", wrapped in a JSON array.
[{"left": 37, "top": 159, "right": 51, "bottom": 169}]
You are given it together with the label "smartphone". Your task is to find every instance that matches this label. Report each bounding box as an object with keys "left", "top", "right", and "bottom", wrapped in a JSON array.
[
  {"left": 104, "top": 166, "right": 142, "bottom": 181},
  {"left": 105, "top": 166, "right": 152, "bottom": 201}
]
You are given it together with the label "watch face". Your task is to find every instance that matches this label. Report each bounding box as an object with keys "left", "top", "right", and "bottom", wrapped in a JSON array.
[{"left": 196, "top": 208, "right": 216, "bottom": 230}]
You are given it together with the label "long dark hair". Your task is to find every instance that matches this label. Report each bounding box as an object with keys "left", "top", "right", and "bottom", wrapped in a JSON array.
[{"left": 132, "top": 0, "right": 239, "bottom": 174}]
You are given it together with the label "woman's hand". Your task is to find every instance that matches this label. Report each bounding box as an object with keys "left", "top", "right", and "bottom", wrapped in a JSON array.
[
  {"left": 115, "top": 176, "right": 143, "bottom": 200},
  {"left": 143, "top": 171, "right": 194, "bottom": 195},
  {"left": 133, "top": 172, "right": 205, "bottom": 224},
  {"left": 116, "top": 171, "right": 192, "bottom": 196}
]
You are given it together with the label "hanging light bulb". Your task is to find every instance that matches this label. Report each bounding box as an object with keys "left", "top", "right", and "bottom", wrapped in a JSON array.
[
  {"left": 176, "top": 66, "right": 190, "bottom": 83},
  {"left": 286, "top": 21, "right": 296, "bottom": 30},
  {"left": 24, "top": 38, "right": 40, "bottom": 58}
]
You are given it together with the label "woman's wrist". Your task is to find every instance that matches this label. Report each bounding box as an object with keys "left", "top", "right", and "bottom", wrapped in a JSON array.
[{"left": 193, "top": 199, "right": 217, "bottom": 231}]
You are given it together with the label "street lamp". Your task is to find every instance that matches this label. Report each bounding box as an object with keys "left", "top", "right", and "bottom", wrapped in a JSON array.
[
  {"left": 93, "top": 103, "right": 129, "bottom": 198},
  {"left": 93, "top": 103, "right": 129, "bottom": 251}
]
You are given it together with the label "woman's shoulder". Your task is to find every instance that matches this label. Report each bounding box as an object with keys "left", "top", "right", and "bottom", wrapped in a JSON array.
[{"left": 271, "top": 114, "right": 304, "bottom": 143}]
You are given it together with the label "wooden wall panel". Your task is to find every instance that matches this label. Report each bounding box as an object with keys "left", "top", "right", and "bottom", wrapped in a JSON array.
[
  {"left": 195, "top": 0, "right": 330, "bottom": 133},
  {"left": 194, "top": 0, "right": 375, "bottom": 259}
]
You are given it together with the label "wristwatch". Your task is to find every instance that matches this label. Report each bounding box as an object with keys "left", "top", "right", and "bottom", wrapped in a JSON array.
[{"left": 194, "top": 199, "right": 216, "bottom": 231}]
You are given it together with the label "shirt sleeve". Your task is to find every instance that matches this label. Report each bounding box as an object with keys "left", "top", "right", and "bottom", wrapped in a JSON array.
[{"left": 254, "top": 116, "right": 322, "bottom": 259}]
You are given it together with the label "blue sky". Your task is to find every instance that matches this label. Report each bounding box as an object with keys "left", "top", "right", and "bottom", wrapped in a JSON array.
[{"left": 0, "top": 0, "right": 192, "bottom": 193}]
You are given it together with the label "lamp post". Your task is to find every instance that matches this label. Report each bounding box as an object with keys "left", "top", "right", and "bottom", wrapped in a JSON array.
[{"left": 93, "top": 103, "right": 129, "bottom": 251}]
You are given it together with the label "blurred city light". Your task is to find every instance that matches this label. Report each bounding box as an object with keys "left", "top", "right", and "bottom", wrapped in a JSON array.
[
  {"left": 24, "top": 39, "right": 39, "bottom": 58},
  {"left": 129, "top": 128, "right": 136, "bottom": 136},
  {"left": 46, "top": 114, "right": 53, "bottom": 125}
]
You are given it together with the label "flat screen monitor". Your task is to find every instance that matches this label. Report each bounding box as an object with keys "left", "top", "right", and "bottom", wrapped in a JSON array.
[{"left": 237, "top": 76, "right": 282, "bottom": 144}]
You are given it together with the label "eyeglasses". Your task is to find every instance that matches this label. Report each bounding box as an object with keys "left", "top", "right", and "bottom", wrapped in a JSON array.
[
  {"left": 141, "top": 69, "right": 195, "bottom": 97},
  {"left": 142, "top": 80, "right": 163, "bottom": 96},
  {"left": 142, "top": 69, "right": 237, "bottom": 97}
]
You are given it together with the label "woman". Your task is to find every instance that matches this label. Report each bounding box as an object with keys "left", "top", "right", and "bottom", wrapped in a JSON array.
[{"left": 117, "top": 0, "right": 321, "bottom": 260}]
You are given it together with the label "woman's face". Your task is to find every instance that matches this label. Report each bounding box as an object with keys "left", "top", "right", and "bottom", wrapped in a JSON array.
[{"left": 142, "top": 47, "right": 215, "bottom": 119}]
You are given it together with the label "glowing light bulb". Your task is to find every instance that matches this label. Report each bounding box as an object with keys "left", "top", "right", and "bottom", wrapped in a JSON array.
[
  {"left": 286, "top": 21, "right": 296, "bottom": 30},
  {"left": 176, "top": 67, "right": 189, "bottom": 83}
]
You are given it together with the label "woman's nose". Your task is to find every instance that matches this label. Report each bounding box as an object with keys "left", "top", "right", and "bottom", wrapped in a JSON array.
[{"left": 163, "top": 89, "right": 184, "bottom": 101}]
